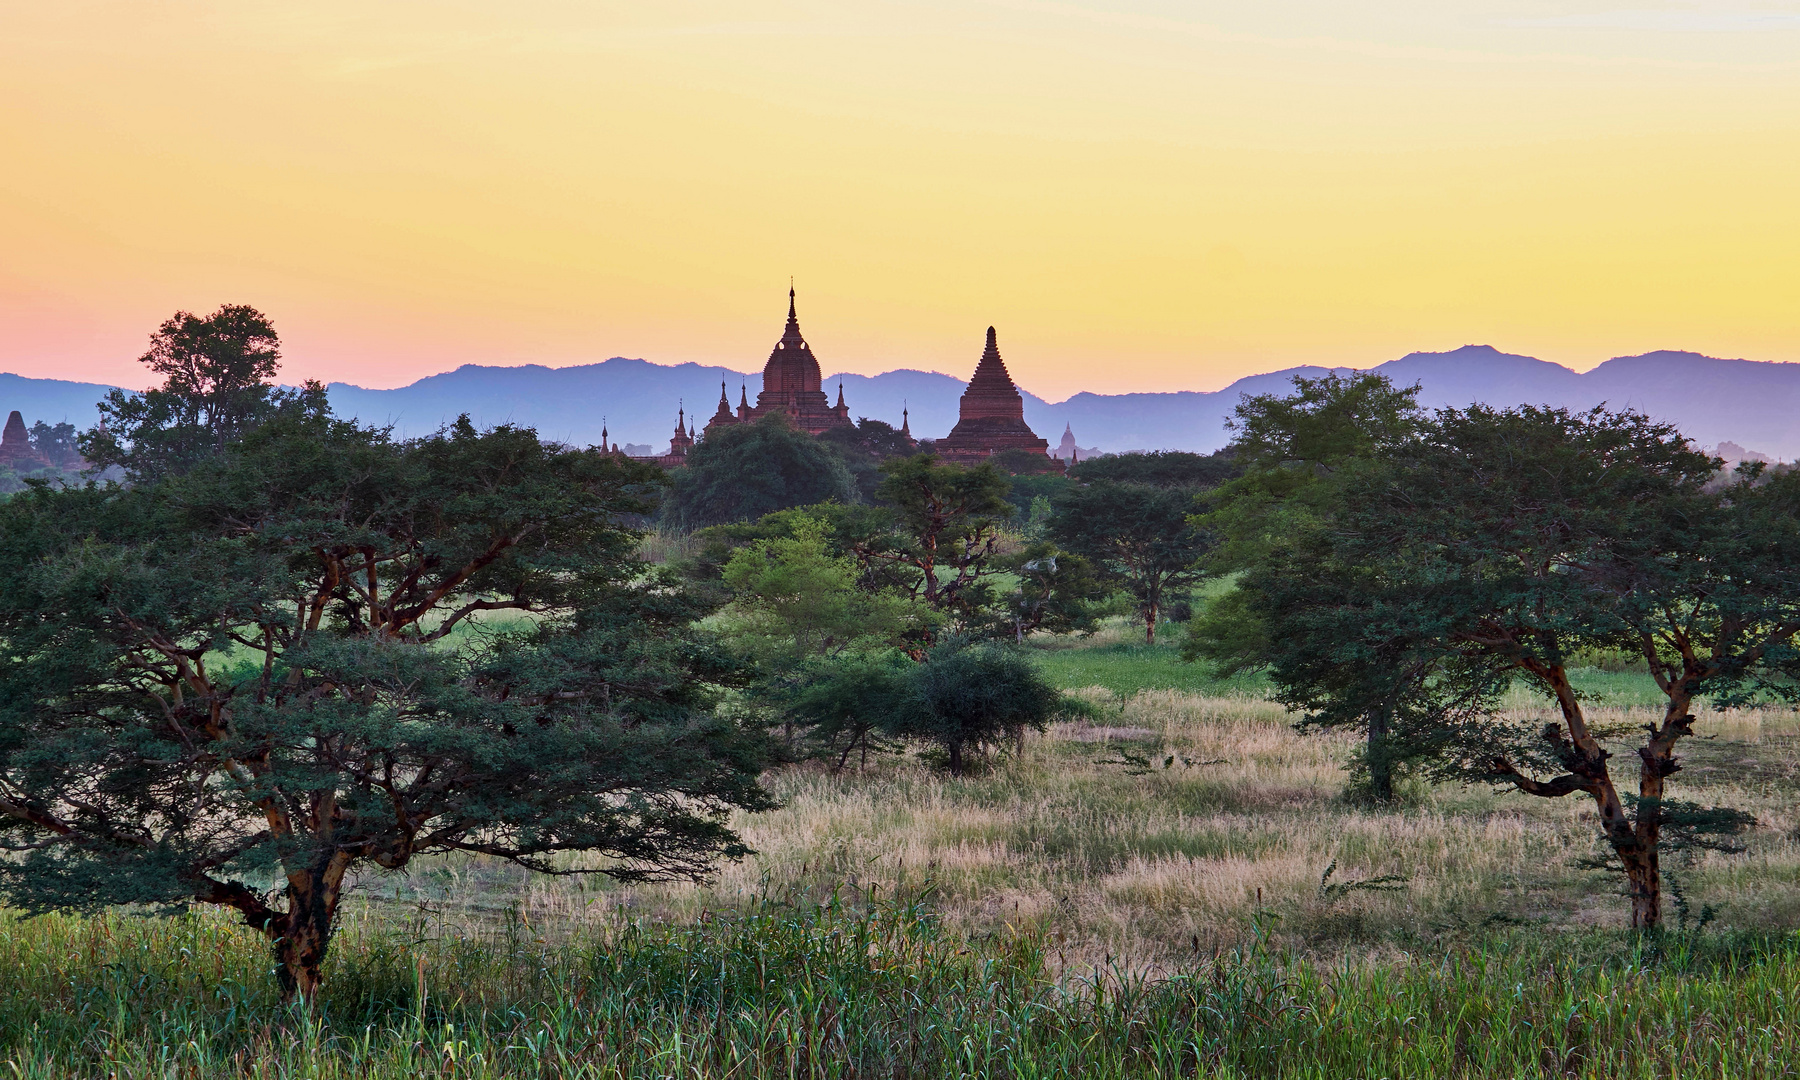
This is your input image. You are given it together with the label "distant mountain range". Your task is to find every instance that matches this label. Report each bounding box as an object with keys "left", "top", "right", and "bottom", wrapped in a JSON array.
[{"left": 5, "top": 345, "right": 1797, "bottom": 460}]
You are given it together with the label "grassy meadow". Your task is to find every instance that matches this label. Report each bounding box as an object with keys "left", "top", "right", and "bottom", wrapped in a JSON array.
[{"left": 5, "top": 616, "right": 1800, "bottom": 1076}]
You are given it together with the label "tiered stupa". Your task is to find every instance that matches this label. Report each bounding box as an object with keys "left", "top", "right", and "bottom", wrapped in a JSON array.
[
  {"left": 0, "top": 411, "right": 48, "bottom": 471},
  {"left": 705, "top": 288, "right": 852, "bottom": 437},
  {"left": 932, "top": 328, "right": 1052, "bottom": 465}
]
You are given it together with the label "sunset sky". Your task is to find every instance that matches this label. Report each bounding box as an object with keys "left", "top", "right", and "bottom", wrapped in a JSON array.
[{"left": 2, "top": 1, "right": 1797, "bottom": 398}]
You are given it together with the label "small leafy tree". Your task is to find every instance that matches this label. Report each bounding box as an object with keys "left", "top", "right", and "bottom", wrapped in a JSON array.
[
  {"left": 780, "top": 652, "right": 916, "bottom": 770},
  {"left": 892, "top": 640, "right": 1078, "bottom": 776},
  {"left": 28, "top": 421, "right": 83, "bottom": 470},
  {"left": 0, "top": 413, "right": 772, "bottom": 997},
  {"left": 1001, "top": 541, "right": 1106, "bottom": 642},
  {"left": 850, "top": 454, "right": 1014, "bottom": 625},
  {"left": 662, "top": 415, "right": 857, "bottom": 530},
  {"left": 718, "top": 515, "right": 935, "bottom": 669},
  {"left": 1186, "top": 372, "right": 1424, "bottom": 797},
  {"left": 1049, "top": 481, "right": 1211, "bottom": 643},
  {"left": 79, "top": 305, "right": 328, "bottom": 482},
  {"left": 1226, "top": 404, "right": 1800, "bottom": 926}
]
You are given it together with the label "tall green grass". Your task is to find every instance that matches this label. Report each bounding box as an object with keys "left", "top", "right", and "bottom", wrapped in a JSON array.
[{"left": 2, "top": 891, "right": 1796, "bottom": 1078}]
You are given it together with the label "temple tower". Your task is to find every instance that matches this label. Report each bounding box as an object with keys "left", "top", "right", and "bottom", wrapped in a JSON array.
[
  {"left": 705, "top": 288, "right": 853, "bottom": 437},
  {"left": 932, "top": 328, "right": 1052, "bottom": 465},
  {"left": 0, "top": 411, "right": 47, "bottom": 470}
]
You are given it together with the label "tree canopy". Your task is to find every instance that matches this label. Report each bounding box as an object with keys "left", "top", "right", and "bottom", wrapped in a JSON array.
[
  {"left": 1209, "top": 402, "right": 1800, "bottom": 926},
  {"left": 787, "top": 639, "right": 1080, "bottom": 776},
  {"left": 660, "top": 415, "right": 857, "bottom": 530},
  {"left": 1068, "top": 450, "right": 1239, "bottom": 490},
  {"left": 1049, "top": 481, "right": 1211, "bottom": 643},
  {"left": 817, "top": 418, "right": 917, "bottom": 503},
  {"left": 78, "top": 304, "right": 329, "bottom": 482},
  {"left": 0, "top": 410, "right": 772, "bottom": 997},
  {"left": 852, "top": 454, "right": 1014, "bottom": 626},
  {"left": 718, "top": 514, "right": 936, "bottom": 670}
]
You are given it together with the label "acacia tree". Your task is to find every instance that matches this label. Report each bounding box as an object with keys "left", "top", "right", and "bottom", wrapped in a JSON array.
[
  {"left": 79, "top": 304, "right": 328, "bottom": 482},
  {"left": 1049, "top": 481, "right": 1210, "bottom": 643},
  {"left": 850, "top": 454, "right": 1013, "bottom": 625},
  {"left": 1001, "top": 542, "right": 1106, "bottom": 642},
  {"left": 0, "top": 413, "right": 772, "bottom": 997},
  {"left": 1186, "top": 372, "right": 1424, "bottom": 797},
  {"left": 1230, "top": 403, "right": 1800, "bottom": 926},
  {"left": 790, "top": 639, "right": 1078, "bottom": 776}
]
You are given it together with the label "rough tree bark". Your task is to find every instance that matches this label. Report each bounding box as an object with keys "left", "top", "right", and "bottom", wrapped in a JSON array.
[{"left": 1493, "top": 663, "right": 1696, "bottom": 930}]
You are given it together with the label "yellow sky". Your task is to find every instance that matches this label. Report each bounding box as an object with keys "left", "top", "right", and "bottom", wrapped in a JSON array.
[{"left": 2, "top": 1, "right": 1797, "bottom": 397}]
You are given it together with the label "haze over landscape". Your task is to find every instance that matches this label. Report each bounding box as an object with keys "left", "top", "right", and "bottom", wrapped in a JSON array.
[{"left": 7, "top": 343, "right": 1800, "bottom": 459}]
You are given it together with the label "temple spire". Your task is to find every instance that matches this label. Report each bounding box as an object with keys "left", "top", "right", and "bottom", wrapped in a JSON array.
[
  {"left": 900, "top": 403, "right": 911, "bottom": 438},
  {"left": 776, "top": 284, "right": 807, "bottom": 350},
  {"left": 836, "top": 381, "right": 845, "bottom": 408}
]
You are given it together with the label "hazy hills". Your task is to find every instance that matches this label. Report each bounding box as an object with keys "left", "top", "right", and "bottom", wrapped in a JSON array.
[{"left": 4, "top": 346, "right": 1796, "bottom": 459}]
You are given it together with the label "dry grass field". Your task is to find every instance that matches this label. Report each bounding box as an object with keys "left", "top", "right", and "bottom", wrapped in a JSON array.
[
  {"left": 8, "top": 652, "right": 1800, "bottom": 1076},
  {"left": 368, "top": 681, "right": 1800, "bottom": 974}
]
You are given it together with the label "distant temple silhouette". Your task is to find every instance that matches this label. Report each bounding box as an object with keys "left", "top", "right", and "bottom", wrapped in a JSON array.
[
  {"left": 932, "top": 327, "right": 1052, "bottom": 465},
  {"left": 634, "top": 291, "right": 1055, "bottom": 470},
  {"left": 0, "top": 411, "right": 48, "bottom": 471}
]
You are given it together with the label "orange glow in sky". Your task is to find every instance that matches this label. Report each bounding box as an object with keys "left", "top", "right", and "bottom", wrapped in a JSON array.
[{"left": 2, "top": 2, "right": 1797, "bottom": 397}]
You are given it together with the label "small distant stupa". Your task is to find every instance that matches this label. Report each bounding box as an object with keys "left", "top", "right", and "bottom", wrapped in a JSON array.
[
  {"left": 932, "top": 328, "right": 1052, "bottom": 465},
  {"left": 0, "top": 411, "right": 48, "bottom": 471}
]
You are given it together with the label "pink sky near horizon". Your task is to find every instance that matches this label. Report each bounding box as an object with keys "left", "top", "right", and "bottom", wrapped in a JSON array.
[{"left": 4, "top": 2, "right": 1798, "bottom": 399}]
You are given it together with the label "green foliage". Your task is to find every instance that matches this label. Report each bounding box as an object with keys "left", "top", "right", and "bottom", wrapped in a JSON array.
[
  {"left": 999, "top": 541, "right": 1107, "bottom": 641},
  {"left": 777, "top": 651, "right": 916, "bottom": 768},
  {"left": 1224, "top": 401, "right": 1800, "bottom": 925},
  {"left": 853, "top": 454, "right": 1014, "bottom": 626},
  {"left": 1181, "top": 585, "right": 1272, "bottom": 672},
  {"left": 0, "top": 410, "right": 772, "bottom": 995},
  {"left": 989, "top": 447, "right": 1065, "bottom": 475},
  {"left": 1068, "top": 449, "right": 1240, "bottom": 489},
  {"left": 1003, "top": 470, "right": 1073, "bottom": 522},
  {"left": 1049, "top": 480, "right": 1211, "bottom": 644},
  {"left": 892, "top": 639, "right": 1081, "bottom": 775},
  {"left": 781, "top": 638, "right": 1083, "bottom": 775},
  {"left": 817, "top": 418, "right": 915, "bottom": 502},
  {"left": 1199, "top": 372, "right": 1422, "bottom": 575},
  {"left": 77, "top": 304, "right": 330, "bottom": 482},
  {"left": 1189, "top": 372, "right": 1427, "bottom": 798},
  {"left": 661, "top": 415, "right": 857, "bottom": 530},
  {"left": 1226, "top": 370, "right": 1422, "bottom": 472},
  {"left": 718, "top": 514, "right": 937, "bottom": 668}
]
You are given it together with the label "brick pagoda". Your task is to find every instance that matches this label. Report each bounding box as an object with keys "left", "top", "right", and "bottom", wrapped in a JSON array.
[
  {"left": 931, "top": 328, "right": 1053, "bottom": 466},
  {"left": 0, "top": 411, "right": 48, "bottom": 471}
]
